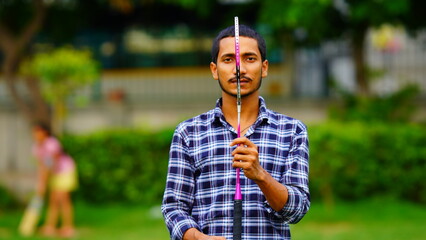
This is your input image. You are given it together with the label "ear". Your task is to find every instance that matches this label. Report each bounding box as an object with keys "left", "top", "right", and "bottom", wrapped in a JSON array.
[
  {"left": 210, "top": 62, "right": 219, "bottom": 80},
  {"left": 261, "top": 60, "right": 269, "bottom": 78}
]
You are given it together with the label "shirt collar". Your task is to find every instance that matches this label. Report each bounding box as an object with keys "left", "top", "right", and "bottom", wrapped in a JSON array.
[{"left": 213, "top": 96, "right": 270, "bottom": 126}]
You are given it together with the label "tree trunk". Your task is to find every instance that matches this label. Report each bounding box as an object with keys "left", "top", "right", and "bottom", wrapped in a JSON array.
[
  {"left": 351, "top": 26, "right": 369, "bottom": 96},
  {"left": 24, "top": 76, "right": 51, "bottom": 125},
  {"left": 0, "top": 0, "right": 50, "bottom": 126},
  {"left": 52, "top": 100, "right": 67, "bottom": 136},
  {"left": 279, "top": 32, "right": 297, "bottom": 97}
]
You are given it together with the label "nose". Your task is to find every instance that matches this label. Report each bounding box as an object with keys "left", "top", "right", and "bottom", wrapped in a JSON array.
[
  {"left": 233, "top": 59, "right": 247, "bottom": 77},
  {"left": 239, "top": 62, "right": 247, "bottom": 74}
]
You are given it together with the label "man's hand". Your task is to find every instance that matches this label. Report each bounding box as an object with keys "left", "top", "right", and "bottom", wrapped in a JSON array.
[
  {"left": 230, "top": 137, "right": 267, "bottom": 182},
  {"left": 230, "top": 137, "right": 289, "bottom": 211},
  {"left": 183, "top": 228, "right": 226, "bottom": 240}
]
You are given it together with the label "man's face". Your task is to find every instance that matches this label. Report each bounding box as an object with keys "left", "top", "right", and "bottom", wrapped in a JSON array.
[{"left": 210, "top": 36, "right": 268, "bottom": 98}]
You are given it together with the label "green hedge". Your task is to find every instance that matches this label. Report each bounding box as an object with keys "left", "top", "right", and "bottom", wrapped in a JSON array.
[
  {"left": 62, "top": 122, "right": 426, "bottom": 205},
  {"left": 0, "top": 185, "right": 18, "bottom": 209},
  {"left": 62, "top": 129, "right": 174, "bottom": 205},
  {"left": 309, "top": 122, "right": 426, "bottom": 204}
]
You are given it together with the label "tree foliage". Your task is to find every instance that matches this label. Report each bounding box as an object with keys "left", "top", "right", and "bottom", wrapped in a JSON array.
[
  {"left": 258, "top": 0, "right": 424, "bottom": 94},
  {"left": 20, "top": 46, "right": 99, "bottom": 103},
  {"left": 259, "top": 0, "right": 418, "bottom": 42},
  {"left": 0, "top": 0, "right": 131, "bottom": 127},
  {"left": 2, "top": 0, "right": 426, "bottom": 123},
  {"left": 169, "top": 0, "right": 425, "bottom": 95},
  {"left": 20, "top": 46, "right": 100, "bottom": 134}
]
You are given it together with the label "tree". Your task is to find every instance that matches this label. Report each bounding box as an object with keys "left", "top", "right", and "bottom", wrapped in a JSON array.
[
  {"left": 20, "top": 46, "right": 100, "bottom": 135},
  {"left": 172, "top": 0, "right": 426, "bottom": 95},
  {"left": 0, "top": 0, "right": 132, "bottom": 127},
  {"left": 0, "top": 0, "right": 260, "bottom": 130},
  {"left": 259, "top": 0, "right": 425, "bottom": 95},
  {"left": 0, "top": 0, "right": 49, "bottom": 125}
]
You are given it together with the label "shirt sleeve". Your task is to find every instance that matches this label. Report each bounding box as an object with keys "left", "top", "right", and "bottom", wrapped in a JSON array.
[
  {"left": 264, "top": 121, "right": 310, "bottom": 224},
  {"left": 162, "top": 127, "right": 200, "bottom": 240}
]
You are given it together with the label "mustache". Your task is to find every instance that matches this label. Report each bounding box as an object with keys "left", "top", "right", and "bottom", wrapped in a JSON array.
[{"left": 228, "top": 76, "right": 253, "bottom": 82}]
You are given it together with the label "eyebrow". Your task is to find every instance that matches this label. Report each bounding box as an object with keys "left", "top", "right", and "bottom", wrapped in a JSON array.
[{"left": 220, "top": 51, "right": 259, "bottom": 59}]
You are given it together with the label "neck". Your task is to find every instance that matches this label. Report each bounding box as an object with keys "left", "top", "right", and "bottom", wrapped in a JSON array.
[{"left": 221, "top": 92, "right": 259, "bottom": 132}]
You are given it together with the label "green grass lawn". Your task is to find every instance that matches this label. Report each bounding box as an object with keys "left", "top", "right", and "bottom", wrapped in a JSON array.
[
  {"left": 1, "top": 199, "right": 425, "bottom": 240},
  {"left": 291, "top": 199, "right": 426, "bottom": 240},
  {"left": 0, "top": 203, "right": 169, "bottom": 240}
]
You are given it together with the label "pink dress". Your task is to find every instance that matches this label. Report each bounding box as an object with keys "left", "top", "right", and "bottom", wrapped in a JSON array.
[{"left": 33, "top": 137, "right": 77, "bottom": 191}]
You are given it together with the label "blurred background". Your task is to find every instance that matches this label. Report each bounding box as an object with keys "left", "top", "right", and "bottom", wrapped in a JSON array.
[{"left": 0, "top": 0, "right": 425, "bottom": 239}]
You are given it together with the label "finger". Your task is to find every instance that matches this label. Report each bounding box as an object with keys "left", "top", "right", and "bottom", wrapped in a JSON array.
[
  {"left": 242, "top": 138, "right": 256, "bottom": 148},
  {"left": 229, "top": 137, "right": 251, "bottom": 147},
  {"left": 233, "top": 153, "right": 257, "bottom": 164},
  {"left": 207, "top": 237, "right": 227, "bottom": 240},
  {"left": 230, "top": 138, "right": 257, "bottom": 151},
  {"left": 232, "top": 160, "right": 247, "bottom": 169},
  {"left": 232, "top": 145, "right": 250, "bottom": 155},
  {"left": 232, "top": 146, "right": 258, "bottom": 157},
  {"left": 233, "top": 159, "right": 257, "bottom": 170}
]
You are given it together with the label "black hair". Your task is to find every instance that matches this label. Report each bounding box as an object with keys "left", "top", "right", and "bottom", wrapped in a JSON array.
[
  {"left": 211, "top": 24, "right": 266, "bottom": 64},
  {"left": 33, "top": 121, "right": 52, "bottom": 136}
]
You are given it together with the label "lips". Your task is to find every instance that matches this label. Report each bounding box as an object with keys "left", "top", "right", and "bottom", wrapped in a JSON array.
[{"left": 229, "top": 77, "right": 251, "bottom": 84}]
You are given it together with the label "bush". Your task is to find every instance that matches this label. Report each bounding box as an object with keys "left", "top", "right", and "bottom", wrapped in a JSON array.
[
  {"left": 329, "top": 85, "right": 420, "bottom": 123},
  {"left": 309, "top": 121, "right": 426, "bottom": 204},
  {"left": 61, "top": 128, "right": 174, "bottom": 205},
  {"left": 61, "top": 122, "right": 426, "bottom": 205},
  {"left": 0, "top": 185, "right": 19, "bottom": 209}
]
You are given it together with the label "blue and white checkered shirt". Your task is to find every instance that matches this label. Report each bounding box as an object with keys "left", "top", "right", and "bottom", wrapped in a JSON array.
[{"left": 162, "top": 97, "right": 310, "bottom": 240}]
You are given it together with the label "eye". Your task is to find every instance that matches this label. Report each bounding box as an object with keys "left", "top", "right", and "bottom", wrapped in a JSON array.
[
  {"left": 246, "top": 56, "right": 257, "bottom": 62},
  {"left": 223, "top": 57, "right": 233, "bottom": 63}
]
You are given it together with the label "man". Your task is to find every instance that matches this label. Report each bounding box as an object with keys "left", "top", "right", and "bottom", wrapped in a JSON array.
[{"left": 162, "top": 25, "right": 310, "bottom": 240}]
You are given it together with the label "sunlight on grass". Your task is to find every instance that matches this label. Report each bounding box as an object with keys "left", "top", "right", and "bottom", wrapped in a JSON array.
[
  {"left": 73, "top": 203, "right": 169, "bottom": 240},
  {"left": 291, "top": 199, "right": 426, "bottom": 240},
  {"left": 1, "top": 199, "right": 425, "bottom": 240},
  {"left": 0, "top": 203, "right": 169, "bottom": 240}
]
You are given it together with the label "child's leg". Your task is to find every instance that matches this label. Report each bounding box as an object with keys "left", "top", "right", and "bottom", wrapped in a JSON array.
[
  {"left": 41, "top": 191, "right": 60, "bottom": 236},
  {"left": 60, "top": 191, "right": 74, "bottom": 228},
  {"left": 58, "top": 191, "right": 75, "bottom": 237}
]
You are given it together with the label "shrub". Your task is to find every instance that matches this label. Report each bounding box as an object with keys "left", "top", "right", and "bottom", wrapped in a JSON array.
[
  {"left": 329, "top": 85, "right": 420, "bottom": 123},
  {"left": 309, "top": 121, "right": 426, "bottom": 204},
  {"left": 61, "top": 128, "right": 174, "bottom": 205},
  {"left": 0, "top": 185, "right": 19, "bottom": 209},
  {"left": 61, "top": 122, "right": 426, "bottom": 205}
]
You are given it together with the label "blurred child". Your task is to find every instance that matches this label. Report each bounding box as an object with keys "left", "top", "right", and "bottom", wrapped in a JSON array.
[{"left": 32, "top": 122, "right": 77, "bottom": 238}]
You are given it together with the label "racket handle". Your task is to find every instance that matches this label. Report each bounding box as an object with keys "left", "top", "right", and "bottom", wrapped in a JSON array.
[{"left": 233, "top": 199, "right": 242, "bottom": 240}]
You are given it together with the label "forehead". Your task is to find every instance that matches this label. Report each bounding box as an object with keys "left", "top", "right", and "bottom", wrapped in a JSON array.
[{"left": 218, "top": 36, "right": 260, "bottom": 56}]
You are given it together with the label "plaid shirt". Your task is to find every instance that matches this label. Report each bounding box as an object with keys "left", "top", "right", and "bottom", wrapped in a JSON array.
[{"left": 162, "top": 97, "right": 310, "bottom": 240}]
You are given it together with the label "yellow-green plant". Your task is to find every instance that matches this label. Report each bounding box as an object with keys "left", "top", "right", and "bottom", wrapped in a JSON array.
[{"left": 21, "top": 46, "right": 100, "bottom": 134}]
